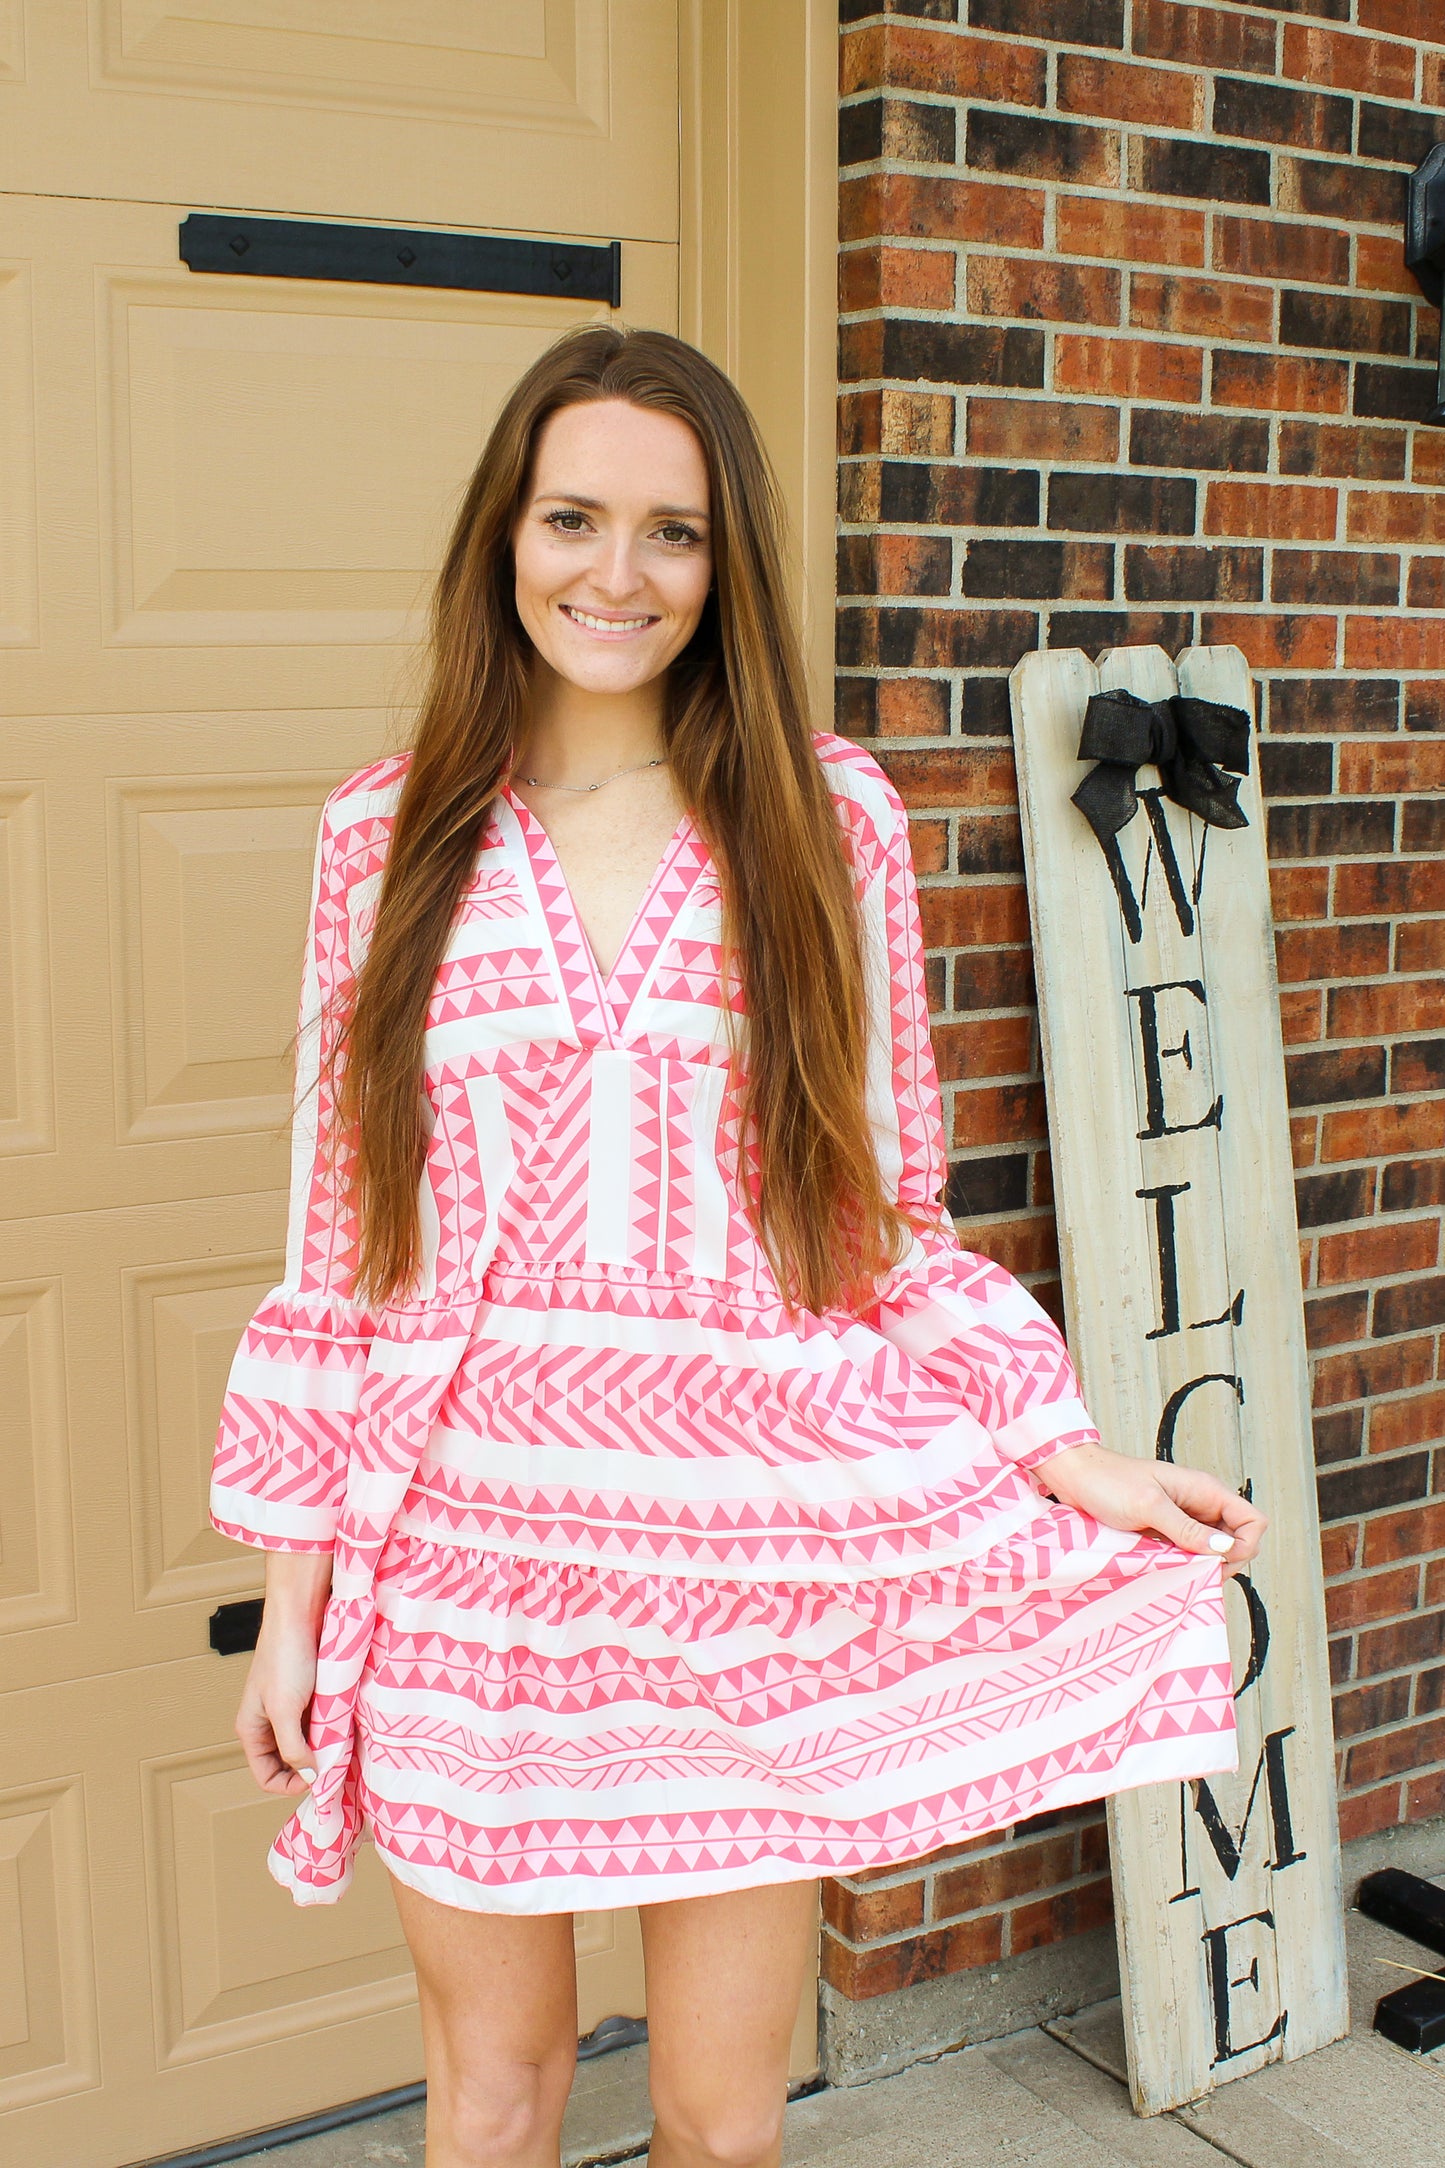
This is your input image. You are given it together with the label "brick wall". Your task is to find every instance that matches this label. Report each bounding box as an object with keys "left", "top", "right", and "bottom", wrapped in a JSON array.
[{"left": 828, "top": 0, "right": 1445, "bottom": 2005}]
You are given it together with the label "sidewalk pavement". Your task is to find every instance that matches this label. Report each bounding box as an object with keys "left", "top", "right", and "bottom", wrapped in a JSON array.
[{"left": 235, "top": 1904, "right": 1445, "bottom": 2168}]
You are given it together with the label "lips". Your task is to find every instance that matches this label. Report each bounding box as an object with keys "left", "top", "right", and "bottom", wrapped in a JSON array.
[{"left": 560, "top": 604, "right": 658, "bottom": 634}]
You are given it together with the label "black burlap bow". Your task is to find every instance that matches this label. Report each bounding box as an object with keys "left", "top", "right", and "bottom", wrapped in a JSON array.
[{"left": 1070, "top": 686, "right": 1252, "bottom": 845}]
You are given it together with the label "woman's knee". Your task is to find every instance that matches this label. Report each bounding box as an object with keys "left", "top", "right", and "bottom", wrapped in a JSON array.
[
  {"left": 438, "top": 2047, "right": 576, "bottom": 2165},
  {"left": 648, "top": 2077, "right": 786, "bottom": 2168}
]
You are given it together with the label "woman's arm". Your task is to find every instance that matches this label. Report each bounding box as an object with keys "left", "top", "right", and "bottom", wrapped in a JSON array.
[
  {"left": 235, "top": 1550, "right": 333, "bottom": 1794},
  {"left": 845, "top": 748, "right": 1267, "bottom": 1570}
]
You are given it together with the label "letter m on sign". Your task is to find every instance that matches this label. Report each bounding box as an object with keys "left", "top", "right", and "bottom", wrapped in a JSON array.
[{"left": 1010, "top": 644, "right": 1346, "bottom": 2115}]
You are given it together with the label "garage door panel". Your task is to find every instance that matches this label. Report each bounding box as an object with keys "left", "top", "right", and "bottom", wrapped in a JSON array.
[
  {"left": 3, "top": 2, "right": 676, "bottom": 239},
  {"left": 123, "top": 1254, "right": 281, "bottom": 1611},
  {"left": 143, "top": 1745, "right": 414, "bottom": 2067},
  {"left": 109, "top": 775, "right": 332, "bottom": 1144},
  {"left": 0, "top": 262, "right": 39, "bottom": 647},
  {"left": 0, "top": 1278, "right": 74, "bottom": 1638},
  {"left": 0, "top": 1776, "right": 100, "bottom": 2115},
  {"left": 0, "top": 782, "right": 54, "bottom": 1158},
  {"left": 101, "top": 268, "right": 622, "bottom": 654}
]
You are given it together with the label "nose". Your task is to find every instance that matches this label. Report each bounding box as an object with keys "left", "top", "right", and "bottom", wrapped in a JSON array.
[{"left": 587, "top": 526, "right": 648, "bottom": 603}]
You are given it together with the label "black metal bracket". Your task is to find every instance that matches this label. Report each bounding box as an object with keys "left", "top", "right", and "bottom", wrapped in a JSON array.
[
  {"left": 208, "top": 1596, "right": 264, "bottom": 1655},
  {"left": 180, "top": 214, "right": 622, "bottom": 306},
  {"left": 1406, "top": 146, "right": 1445, "bottom": 426}
]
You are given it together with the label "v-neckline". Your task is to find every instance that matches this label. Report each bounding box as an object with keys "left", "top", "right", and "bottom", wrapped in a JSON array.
[{"left": 502, "top": 782, "right": 697, "bottom": 1028}]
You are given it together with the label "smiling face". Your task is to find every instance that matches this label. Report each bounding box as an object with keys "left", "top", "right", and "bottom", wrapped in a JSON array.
[{"left": 511, "top": 398, "right": 714, "bottom": 699}]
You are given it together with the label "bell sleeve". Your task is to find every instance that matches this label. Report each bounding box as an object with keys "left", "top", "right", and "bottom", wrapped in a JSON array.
[
  {"left": 849, "top": 756, "right": 1102, "bottom": 1474},
  {"left": 209, "top": 793, "right": 381, "bottom": 1553}
]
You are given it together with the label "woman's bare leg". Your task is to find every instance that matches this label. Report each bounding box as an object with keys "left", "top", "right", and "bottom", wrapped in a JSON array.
[
  {"left": 641, "top": 1879, "right": 818, "bottom": 2168},
  {"left": 389, "top": 1872, "right": 579, "bottom": 2168}
]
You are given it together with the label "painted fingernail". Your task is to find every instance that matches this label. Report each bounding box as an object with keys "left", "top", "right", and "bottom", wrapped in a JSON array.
[
  {"left": 298, "top": 1767, "right": 318, "bottom": 1784},
  {"left": 1208, "top": 1532, "right": 1234, "bottom": 1554}
]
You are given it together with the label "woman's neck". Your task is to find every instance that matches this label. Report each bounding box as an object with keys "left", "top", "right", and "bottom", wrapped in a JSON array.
[{"left": 515, "top": 660, "right": 667, "bottom": 789}]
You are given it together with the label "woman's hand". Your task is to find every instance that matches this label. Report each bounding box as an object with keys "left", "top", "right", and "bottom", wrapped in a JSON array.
[
  {"left": 235, "top": 1551, "right": 333, "bottom": 1797},
  {"left": 1033, "top": 1441, "right": 1267, "bottom": 1576}
]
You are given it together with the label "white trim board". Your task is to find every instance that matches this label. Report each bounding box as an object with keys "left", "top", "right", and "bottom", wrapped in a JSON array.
[{"left": 1010, "top": 644, "right": 1347, "bottom": 2114}]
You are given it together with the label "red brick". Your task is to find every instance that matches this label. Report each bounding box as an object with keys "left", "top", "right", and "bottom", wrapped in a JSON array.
[
  {"left": 1348, "top": 493, "right": 1445, "bottom": 546},
  {"left": 932, "top": 1017, "right": 1035, "bottom": 1080},
  {"left": 1340, "top": 740, "right": 1445, "bottom": 795},
  {"left": 1325, "top": 1564, "right": 1420, "bottom": 1631},
  {"left": 1347, "top": 1715, "right": 1445, "bottom": 1788},
  {"left": 1345, "top": 619, "right": 1445, "bottom": 671},
  {"left": 933, "top": 1835, "right": 1077, "bottom": 1919},
  {"left": 1292, "top": 1114, "right": 1319, "bottom": 1168},
  {"left": 1337, "top": 1783, "right": 1404, "bottom": 1843},
  {"left": 881, "top": 390, "right": 956, "bottom": 457},
  {"left": 1055, "top": 334, "right": 1203, "bottom": 404},
  {"left": 1279, "top": 988, "right": 1322, "bottom": 1044},
  {"left": 967, "top": 256, "right": 1120, "bottom": 327},
  {"left": 1057, "top": 195, "right": 1206, "bottom": 269},
  {"left": 881, "top": 748, "right": 1015, "bottom": 809},
  {"left": 1321, "top": 1524, "right": 1360, "bottom": 1578},
  {"left": 1364, "top": 1501, "right": 1445, "bottom": 1566},
  {"left": 1426, "top": 1561, "right": 1445, "bottom": 1608},
  {"left": 840, "top": 173, "right": 1046, "bottom": 248},
  {"left": 954, "top": 1215, "right": 1059, "bottom": 1279},
  {"left": 1133, "top": 274, "right": 1273, "bottom": 344},
  {"left": 877, "top": 679, "right": 950, "bottom": 738},
  {"left": 1282, "top": 24, "right": 1417, "bottom": 97},
  {"left": 1212, "top": 351, "right": 1348, "bottom": 415},
  {"left": 1329, "top": 981, "right": 1445, "bottom": 1040},
  {"left": 1335, "top": 860, "right": 1445, "bottom": 916},
  {"left": 1368, "top": 1398, "right": 1445, "bottom": 1462},
  {"left": 909, "top": 819, "right": 950, "bottom": 876},
  {"left": 841, "top": 244, "right": 957, "bottom": 314},
  {"left": 840, "top": 23, "right": 1046, "bottom": 104},
  {"left": 1205, "top": 482, "right": 1338, "bottom": 541},
  {"left": 822, "top": 1876, "right": 926, "bottom": 1941},
  {"left": 966, "top": 396, "right": 1119, "bottom": 463},
  {"left": 1280, "top": 421, "right": 1408, "bottom": 482},
  {"left": 1407, "top": 1769, "right": 1445, "bottom": 1822},
  {"left": 1078, "top": 1821, "right": 1110, "bottom": 1875},
  {"left": 1357, "top": 0, "right": 1445, "bottom": 41},
  {"left": 1215, "top": 215, "right": 1350, "bottom": 287},
  {"left": 1057, "top": 53, "right": 1201, "bottom": 130},
  {"left": 1008, "top": 1876, "right": 1115, "bottom": 1956},
  {"left": 921, "top": 884, "right": 1030, "bottom": 949},
  {"left": 953, "top": 1082, "right": 1047, "bottom": 1149},
  {"left": 1357, "top": 233, "right": 1426, "bottom": 299},
  {"left": 1414, "top": 432, "right": 1445, "bottom": 486},
  {"left": 1133, "top": 0, "right": 1279, "bottom": 72},
  {"left": 1398, "top": 923, "right": 1445, "bottom": 974},
  {"left": 1323, "top": 1105, "right": 1445, "bottom": 1162},
  {"left": 869, "top": 534, "right": 955, "bottom": 596},
  {"left": 821, "top": 1913, "right": 1003, "bottom": 1999},
  {"left": 1318, "top": 1219, "right": 1440, "bottom": 1286},
  {"left": 1307, "top": 1289, "right": 1369, "bottom": 1346},
  {"left": 1199, "top": 614, "right": 1338, "bottom": 669},
  {"left": 1358, "top": 1611, "right": 1445, "bottom": 1678},
  {"left": 1275, "top": 923, "right": 1391, "bottom": 983},
  {"left": 1408, "top": 558, "right": 1445, "bottom": 611},
  {"left": 1313, "top": 1336, "right": 1436, "bottom": 1406},
  {"left": 1269, "top": 867, "right": 1332, "bottom": 925}
]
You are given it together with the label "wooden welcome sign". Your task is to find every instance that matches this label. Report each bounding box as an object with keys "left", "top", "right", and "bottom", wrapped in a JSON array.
[{"left": 1011, "top": 645, "right": 1348, "bottom": 2114}]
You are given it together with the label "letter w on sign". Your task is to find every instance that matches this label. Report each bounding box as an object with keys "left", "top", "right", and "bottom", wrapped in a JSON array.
[{"left": 1010, "top": 646, "right": 1346, "bottom": 2115}]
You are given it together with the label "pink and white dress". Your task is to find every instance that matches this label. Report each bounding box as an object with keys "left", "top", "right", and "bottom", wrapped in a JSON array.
[{"left": 211, "top": 731, "right": 1236, "bottom": 1912}]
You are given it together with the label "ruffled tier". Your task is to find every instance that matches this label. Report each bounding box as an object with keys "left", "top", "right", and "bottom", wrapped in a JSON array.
[{"left": 270, "top": 1511, "right": 1237, "bottom": 1910}]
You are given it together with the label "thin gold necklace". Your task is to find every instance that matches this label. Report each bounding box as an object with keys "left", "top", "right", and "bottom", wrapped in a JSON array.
[{"left": 519, "top": 754, "right": 668, "bottom": 795}]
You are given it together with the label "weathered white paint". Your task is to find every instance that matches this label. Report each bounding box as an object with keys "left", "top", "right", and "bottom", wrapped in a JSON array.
[{"left": 1010, "top": 644, "right": 1347, "bottom": 2115}]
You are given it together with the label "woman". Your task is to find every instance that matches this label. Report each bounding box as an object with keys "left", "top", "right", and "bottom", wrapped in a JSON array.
[{"left": 212, "top": 326, "right": 1264, "bottom": 2168}]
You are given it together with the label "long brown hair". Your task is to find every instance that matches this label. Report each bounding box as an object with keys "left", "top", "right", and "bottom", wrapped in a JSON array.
[{"left": 339, "top": 325, "right": 915, "bottom": 1313}]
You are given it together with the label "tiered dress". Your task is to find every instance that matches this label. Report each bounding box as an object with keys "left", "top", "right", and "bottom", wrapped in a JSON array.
[{"left": 210, "top": 731, "right": 1236, "bottom": 1912}]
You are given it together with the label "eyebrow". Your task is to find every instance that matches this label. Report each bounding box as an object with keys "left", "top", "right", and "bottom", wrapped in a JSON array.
[{"left": 533, "top": 491, "right": 710, "bottom": 521}]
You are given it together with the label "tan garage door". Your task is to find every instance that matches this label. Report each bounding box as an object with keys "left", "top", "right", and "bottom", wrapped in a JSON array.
[{"left": 0, "top": 10, "right": 680, "bottom": 2163}]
